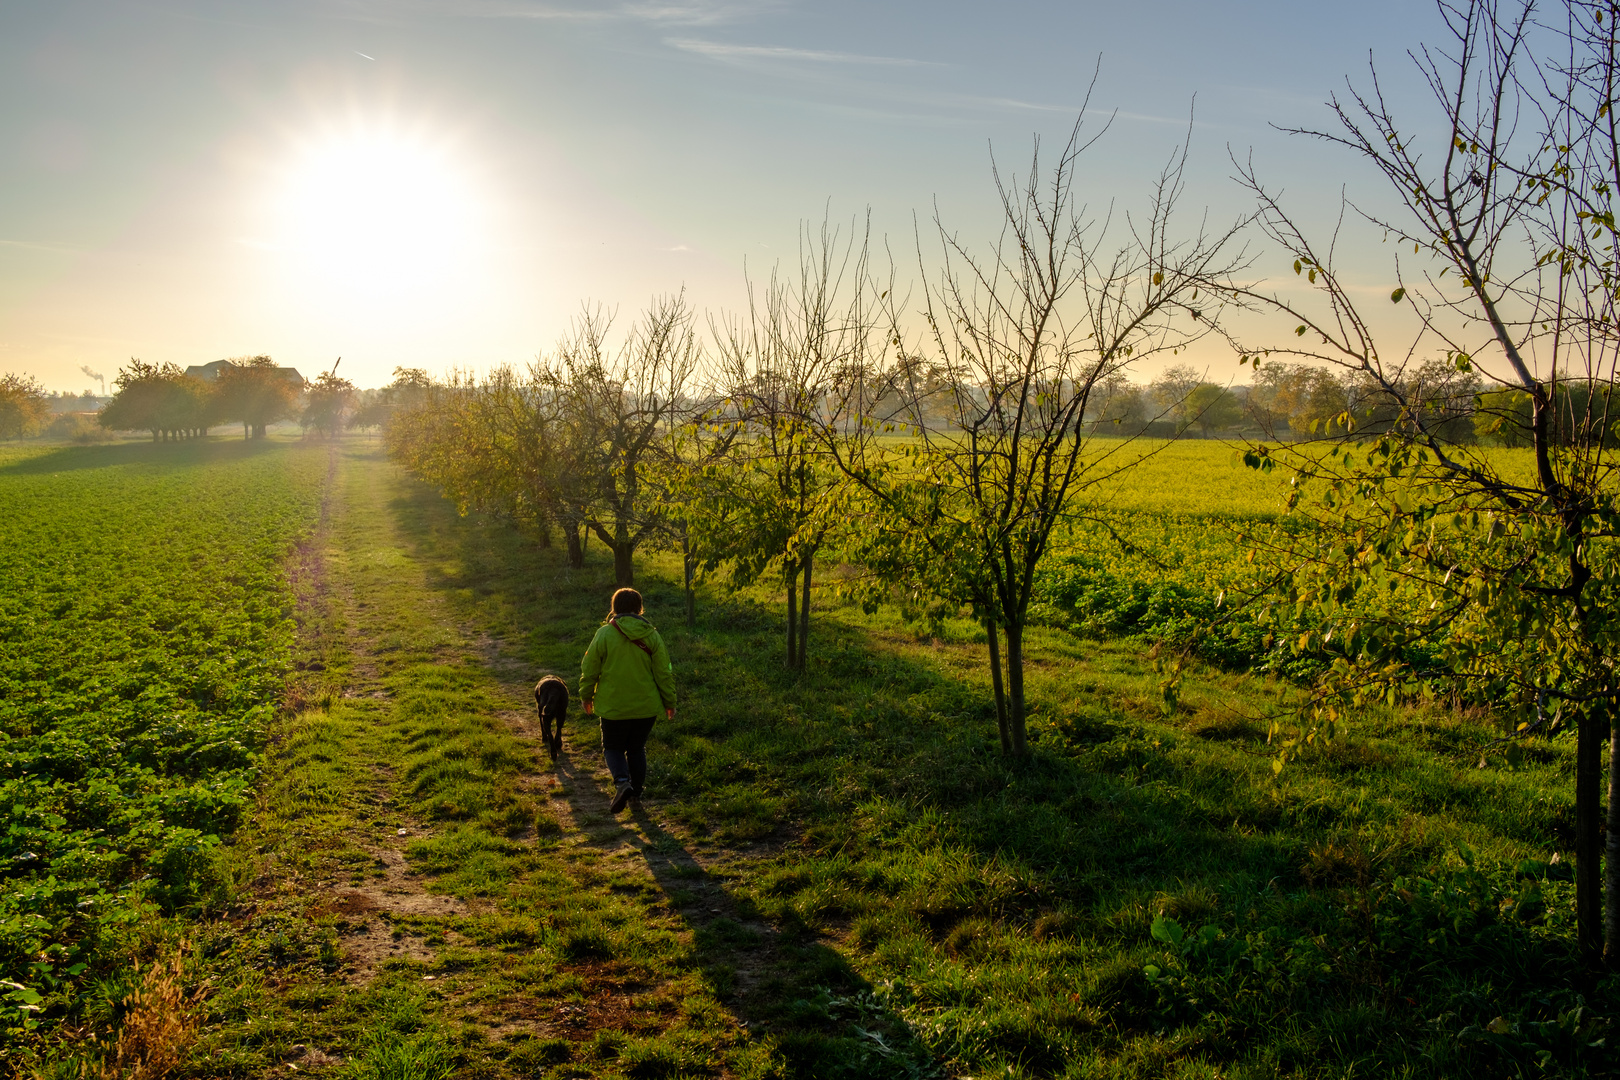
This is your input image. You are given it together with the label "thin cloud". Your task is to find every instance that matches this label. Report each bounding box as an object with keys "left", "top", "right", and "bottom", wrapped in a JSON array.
[
  {"left": 338, "top": 0, "right": 775, "bottom": 24},
  {"left": 988, "top": 98, "right": 1203, "bottom": 127},
  {"left": 665, "top": 41, "right": 1198, "bottom": 127},
  {"left": 0, "top": 239, "right": 78, "bottom": 254},
  {"left": 667, "top": 37, "right": 937, "bottom": 67},
  {"left": 624, "top": 1, "right": 781, "bottom": 25}
]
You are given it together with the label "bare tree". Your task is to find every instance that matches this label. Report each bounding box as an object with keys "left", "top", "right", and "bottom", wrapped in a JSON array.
[
  {"left": 1225, "top": 0, "right": 1620, "bottom": 968},
  {"left": 714, "top": 221, "right": 877, "bottom": 669},
  {"left": 821, "top": 108, "right": 1248, "bottom": 754}
]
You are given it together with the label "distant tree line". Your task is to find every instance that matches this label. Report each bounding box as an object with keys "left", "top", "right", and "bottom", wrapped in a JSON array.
[
  {"left": 89, "top": 357, "right": 357, "bottom": 441},
  {"left": 1085, "top": 358, "right": 1576, "bottom": 445}
]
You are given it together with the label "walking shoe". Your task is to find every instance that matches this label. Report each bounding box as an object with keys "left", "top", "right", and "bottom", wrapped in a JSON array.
[{"left": 609, "top": 782, "right": 634, "bottom": 814}]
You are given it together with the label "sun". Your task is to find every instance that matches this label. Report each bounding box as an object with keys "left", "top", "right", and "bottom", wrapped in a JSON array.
[{"left": 272, "top": 124, "right": 487, "bottom": 304}]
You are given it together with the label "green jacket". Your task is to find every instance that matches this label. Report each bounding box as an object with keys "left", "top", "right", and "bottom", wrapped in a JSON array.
[{"left": 579, "top": 615, "right": 676, "bottom": 720}]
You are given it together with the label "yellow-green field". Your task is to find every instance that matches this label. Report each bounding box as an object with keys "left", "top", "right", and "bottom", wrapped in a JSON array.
[{"left": 1071, "top": 437, "right": 1542, "bottom": 518}]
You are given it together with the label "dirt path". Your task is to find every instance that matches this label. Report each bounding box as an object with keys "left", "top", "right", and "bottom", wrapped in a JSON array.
[
  {"left": 250, "top": 443, "right": 813, "bottom": 1078},
  {"left": 282, "top": 444, "right": 480, "bottom": 979}
]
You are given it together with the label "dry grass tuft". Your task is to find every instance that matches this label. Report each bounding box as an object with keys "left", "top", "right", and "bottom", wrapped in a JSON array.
[
  {"left": 108, "top": 950, "right": 201, "bottom": 1080},
  {"left": 73, "top": 949, "right": 203, "bottom": 1080}
]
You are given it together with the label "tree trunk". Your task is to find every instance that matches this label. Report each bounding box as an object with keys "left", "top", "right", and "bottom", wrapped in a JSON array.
[
  {"left": 1003, "top": 620, "right": 1029, "bottom": 756},
  {"left": 785, "top": 561, "right": 800, "bottom": 670},
  {"left": 683, "top": 534, "right": 696, "bottom": 628},
  {"left": 797, "top": 548, "right": 813, "bottom": 669},
  {"left": 253, "top": 423, "right": 267, "bottom": 438},
  {"left": 986, "top": 615, "right": 1011, "bottom": 754},
  {"left": 242, "top": 421, "right": 249, "bottom": 440},
  {"left": 613, "top": 519, "right": 633, "bottom": 586},
  {"left": 565, "top": 523, "right": 584, "bottom": 569},
  {"left": 1605, "top": 699, "right": 1619, "bottom": 969},
  {"left": 1577, "top": 701, "right": 1605, "bottom": 969}
]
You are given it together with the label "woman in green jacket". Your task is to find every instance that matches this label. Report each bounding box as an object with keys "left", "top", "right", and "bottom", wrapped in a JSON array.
[{"left": 579, "top": 587, "right": 676, "bottom": 814}]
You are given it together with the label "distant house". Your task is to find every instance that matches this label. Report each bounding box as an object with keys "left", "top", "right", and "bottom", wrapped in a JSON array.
[{"left": 184, "top": 359, "right": 304, "bottom": 385}]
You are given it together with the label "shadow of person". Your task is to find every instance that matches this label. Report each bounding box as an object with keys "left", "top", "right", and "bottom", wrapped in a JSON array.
[{"left": 547, "top": 738, "right": 937, "bottom": 1078}]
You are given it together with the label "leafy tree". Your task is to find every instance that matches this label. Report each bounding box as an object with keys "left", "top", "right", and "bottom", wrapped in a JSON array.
[
  {"left": 1185, "top": 383, "right": 1243, "bottom": 437},
  {"left": 1247, "top": 361, "right": 1350, "bottom": 437},
  {"left": 302, "top": 371, "right": 357, "bottom": 438},
  {"left": 639, "top": 385, "right": 738, "bottom": 627},
  {"left": 1084, "top": 371, "right": 1149, "bottom": 432},
  {"left": 1227, "top": 0, "right": 1620, "bottom": 968},
  {"left": 1151, "top": 364, "right": 1205, "bottom": 432},
  {"left": 215, "top": 356, "right": 300, "bottom": 439},
  {"left": 98, "top": 360, "right": 210, "bottom": 441},
  {"left": 0, "top": 374, "right": 50, "bottom": 440},
  {"left": 463, "top": 363, "right": 586, "bottom": 561},
  {"left": 352, "top": 367, "right": 433, "bottom": 432}
]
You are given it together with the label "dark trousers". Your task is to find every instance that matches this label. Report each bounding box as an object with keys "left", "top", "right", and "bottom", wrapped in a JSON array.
[{"left": 600, "top": 717, "right": 655, "bottom": 795}]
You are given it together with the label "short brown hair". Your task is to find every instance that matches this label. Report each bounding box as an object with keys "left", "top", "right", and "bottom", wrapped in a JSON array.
[{"left": 609, "top": 587, "right": 643, "bottom": 618}]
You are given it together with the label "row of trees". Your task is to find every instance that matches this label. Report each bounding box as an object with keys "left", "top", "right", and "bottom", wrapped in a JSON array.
[
  {"left": 95, "top": 358, "right": 357, "bottom": 441},
  {"left": 392, "top": 100, "right": 1247, "bottom": 759},
  {"left": 7, "top": 354, "right": 1549, "bottom": 446},
  {"left": 392, "top": 0, "right": 1616, "bottom": 970},
  {"left": 1087, "top": 359, "right": 1546, "bottom": 443}
]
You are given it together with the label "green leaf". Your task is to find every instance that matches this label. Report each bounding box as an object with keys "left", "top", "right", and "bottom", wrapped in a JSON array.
[
  {"left": 1150, "top": 914, "right": 1185, "bottom": 946},
  {"left": 1390, "top": 286, "right": 1405, "bottom": 303}
]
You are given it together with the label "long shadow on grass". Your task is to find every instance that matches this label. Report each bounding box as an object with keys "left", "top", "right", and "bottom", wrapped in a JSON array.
[
  {"left": 0, "top": 434, "right": 291, "bottom": 477},
  {"left": 379, "top": 439, "right": 1296, "bottom": 917},
  {"left": 553, "top": 748, "right": 937, "bottom": 1079}
]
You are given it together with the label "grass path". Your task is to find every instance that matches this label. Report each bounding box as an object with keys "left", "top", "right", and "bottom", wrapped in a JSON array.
[
  {"left": 200, "top": 442, "right": 815, "bottom": 1079},
  {"left": 181, "top": 440, "right": 1595, "bottom": 1080}
]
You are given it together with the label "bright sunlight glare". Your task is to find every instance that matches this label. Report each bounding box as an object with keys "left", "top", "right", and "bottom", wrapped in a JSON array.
[{"left": 271, "top": 124, "right": 488, "bottom": 307}]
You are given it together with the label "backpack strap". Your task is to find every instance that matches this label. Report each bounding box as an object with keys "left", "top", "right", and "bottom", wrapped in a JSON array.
[{"left": 610, "top": 616, "right": 655, "bottom": 658}]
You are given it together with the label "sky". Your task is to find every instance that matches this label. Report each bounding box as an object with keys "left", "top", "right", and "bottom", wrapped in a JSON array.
[{"left": 0, "top": 0, "right": 1450, "bottom": 392}]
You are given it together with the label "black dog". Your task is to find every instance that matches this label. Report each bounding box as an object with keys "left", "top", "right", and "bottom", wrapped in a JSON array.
[{"left": 533, "top": 676, "right": 568, "bottom": 763}]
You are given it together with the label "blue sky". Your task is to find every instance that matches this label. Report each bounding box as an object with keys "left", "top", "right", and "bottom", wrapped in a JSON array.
[{"left": 1, "top": 0, "right": 1446, "bottom": 390}]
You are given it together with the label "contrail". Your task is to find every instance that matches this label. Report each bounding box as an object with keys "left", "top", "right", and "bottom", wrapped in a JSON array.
[{"left": 355, "top": 51, "right": 376, "bottom": 60}]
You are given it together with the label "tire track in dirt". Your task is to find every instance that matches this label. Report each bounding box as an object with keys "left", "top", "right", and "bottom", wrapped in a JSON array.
[{"left": 281, "top": 444, "right": 478, "bottom": 988}]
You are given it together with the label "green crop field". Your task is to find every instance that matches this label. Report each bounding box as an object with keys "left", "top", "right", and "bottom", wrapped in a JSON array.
[
  {"left": 0, "top": 440, "right": 326, "bottom": 1060},
  {"left": 1, "top": 437, "right": 1608, "bottom": 1080}
]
